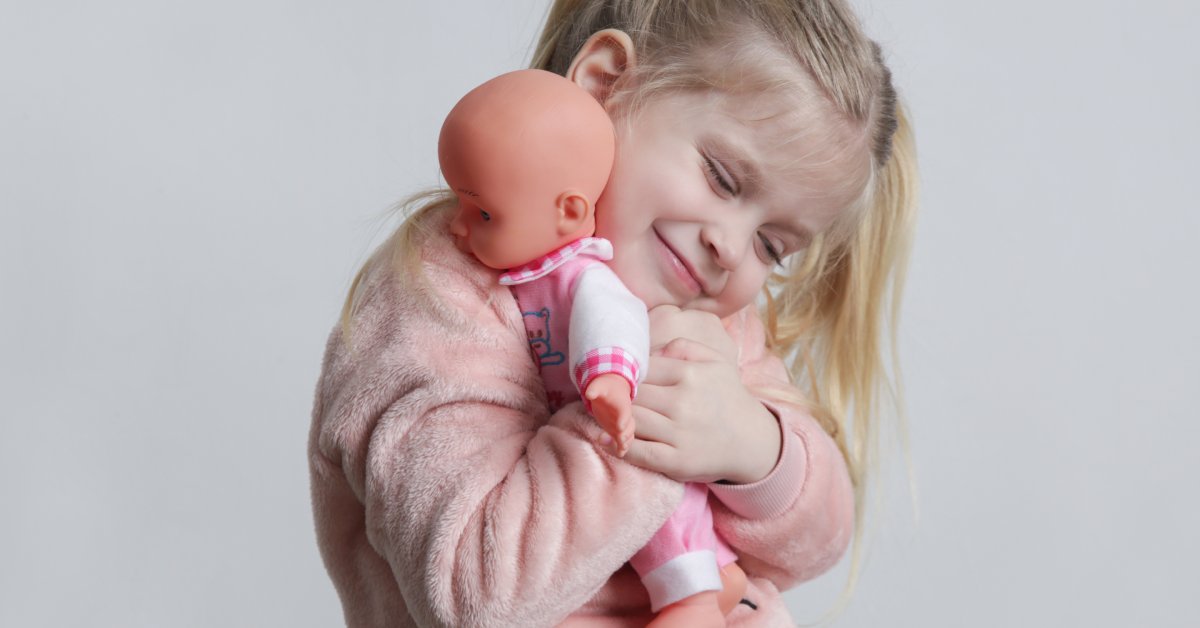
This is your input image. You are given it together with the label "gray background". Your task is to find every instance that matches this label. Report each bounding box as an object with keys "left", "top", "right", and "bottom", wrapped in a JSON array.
[{"left": 2, "top": 1, "right": 1196, "bottom": 626}]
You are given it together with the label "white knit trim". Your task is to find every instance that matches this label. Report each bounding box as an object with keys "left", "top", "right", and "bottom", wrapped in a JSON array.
[{"left": 640, "top": 550, "right": 722, "bottom": 612}]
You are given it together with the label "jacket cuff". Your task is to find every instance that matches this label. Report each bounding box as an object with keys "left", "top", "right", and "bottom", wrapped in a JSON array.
[{"left": 709, "top": 402, "right": 806, "bottom": 519}]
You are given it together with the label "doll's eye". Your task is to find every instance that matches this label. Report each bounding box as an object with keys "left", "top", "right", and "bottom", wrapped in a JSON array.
[{"left": 480, "top": 209, "right": 491, "bottom": 222}]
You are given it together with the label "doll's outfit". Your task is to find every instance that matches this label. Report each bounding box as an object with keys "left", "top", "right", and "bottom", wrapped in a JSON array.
[
  {"left": 309, "top": 209, "right": 855, "bottom": 627},
  {"left": 498, "top": 237, "right": 648, "bottom": 415},
  {"left": 501, "top": 236, "right": 737, "bottom": 611}
]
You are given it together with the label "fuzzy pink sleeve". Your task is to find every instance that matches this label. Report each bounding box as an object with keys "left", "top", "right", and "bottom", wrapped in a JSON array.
[
  {"left": 707, "top": 305, "right": 855, "bottom": 590},
  {"left": 309, "top": 230, "right": 681, "bottom": 627}
]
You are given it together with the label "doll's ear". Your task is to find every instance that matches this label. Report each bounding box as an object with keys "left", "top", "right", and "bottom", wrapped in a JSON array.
[
  {"left": 556, "top": 191, "right": 594, "bottom": 237},
  {"left": 566, "top": 29, "right": 636, "bottom": 106}
]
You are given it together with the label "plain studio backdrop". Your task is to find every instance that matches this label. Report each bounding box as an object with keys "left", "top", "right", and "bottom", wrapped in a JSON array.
[{"left": 2, "top": 1, "right": 1197, "bottom": 626}]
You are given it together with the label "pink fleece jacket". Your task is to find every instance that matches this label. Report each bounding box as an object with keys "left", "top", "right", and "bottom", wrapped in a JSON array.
[{"left": 308, "top": 210, "right": 855, "bottom": 627}]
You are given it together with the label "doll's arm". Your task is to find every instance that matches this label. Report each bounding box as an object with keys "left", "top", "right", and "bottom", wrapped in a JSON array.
[
  {"left": 705, "top": 305, "right": 855, "bottom": 590},
  {"left": 569, "top": 263, "right": 650, "bottom": 455}
]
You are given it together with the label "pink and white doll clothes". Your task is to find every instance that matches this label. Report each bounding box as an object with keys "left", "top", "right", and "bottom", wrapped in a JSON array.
[
  {"left": 498, "top": 236, "right": 649, "bottom": 413},
  {"left": 630, "top": 483, "right": 739, "bottom": 611},
  {"left": 499, "top": 236, "right": 737, "bottom": 612}
]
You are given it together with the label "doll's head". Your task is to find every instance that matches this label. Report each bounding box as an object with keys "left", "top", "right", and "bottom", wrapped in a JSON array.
[{"left": 439, "top": 69, "right": 616, "bottom": 270}]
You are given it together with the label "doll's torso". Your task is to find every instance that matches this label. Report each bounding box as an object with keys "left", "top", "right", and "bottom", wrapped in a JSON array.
[{"left": 500, "top": 237, "right": 644, "bottom": 412}]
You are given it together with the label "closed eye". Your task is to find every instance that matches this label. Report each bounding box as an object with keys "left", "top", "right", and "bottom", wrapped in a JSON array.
[
  {"left": 757, "top": 232, "right": 784, "bottom": 267},
  {"left": 704, "top": 156, "right": 736, "bottom": 195}
]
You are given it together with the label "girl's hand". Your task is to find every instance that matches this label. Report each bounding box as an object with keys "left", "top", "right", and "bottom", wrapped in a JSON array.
[
  {"left": 624, "top": 307, "right": 782, "bottom": 484},
  {"left": 646, "top": 305, "right": 739, "bottom": 365}
]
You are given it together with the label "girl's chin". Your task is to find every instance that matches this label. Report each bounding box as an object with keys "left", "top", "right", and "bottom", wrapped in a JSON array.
[
  {"left": 609, "top": 245, "right": 685, "bottom": 308},
  {"left": 614, "top": 272, "right": 673, "bottom": 310}
]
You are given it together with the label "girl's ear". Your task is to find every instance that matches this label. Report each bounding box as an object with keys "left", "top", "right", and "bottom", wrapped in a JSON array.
[
  {"left": 566, "top": 29, "right": 636, "bottom": 106},
  {"left": 556, "top": 190, "right": 594, "bottom": 237}
]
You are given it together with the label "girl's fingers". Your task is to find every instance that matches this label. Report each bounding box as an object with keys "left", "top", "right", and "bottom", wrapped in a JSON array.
[
  {"left": 640, "top": 357, "right": 684, "bottom": 386},
  {"left": 622, "top": 438, "right": 677, "bottom": 474},
  {"left": 631, "top": 405, "right": 675, "bottom": 444},
  {"left": 651, "top": 337, "right": 725, "bottom": 363},
  {"left": 647, "top": 306, "right": 737, "bottom": 362},
  {"left": 642, "top": 339, "right": 720, "bottom": 387},
  {"left": 632, "top": 382, "right": 676, "bottom": 417}
]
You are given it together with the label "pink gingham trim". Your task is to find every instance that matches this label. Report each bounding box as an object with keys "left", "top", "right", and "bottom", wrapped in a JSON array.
[
  {"left": 575, "top": 346, "right": 640, "bottom": 413},
  {"left": 498, "top": 237, "right": 613, "bottom": 285}
]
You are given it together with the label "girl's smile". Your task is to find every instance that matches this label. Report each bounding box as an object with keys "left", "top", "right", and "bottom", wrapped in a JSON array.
[
  {"left": 593, "top": 88, "right": 870, "bottom": 318},
  {"left": 654, "top": 227, "right": 705, "bottom": 299}
]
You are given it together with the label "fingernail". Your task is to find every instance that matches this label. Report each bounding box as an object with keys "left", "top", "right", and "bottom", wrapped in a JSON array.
[{"left": 599, "top": 433, "right": 612, "bottom": 446}]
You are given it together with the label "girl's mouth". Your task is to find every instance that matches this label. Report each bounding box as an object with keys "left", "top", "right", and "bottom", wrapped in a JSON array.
[{"left": 653, "top": 228, "right": 703, "bottom": 298}]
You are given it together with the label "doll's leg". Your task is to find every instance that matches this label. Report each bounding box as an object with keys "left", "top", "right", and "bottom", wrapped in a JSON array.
[
  {"left": 629, "top": 484, "right": 724, "bottom": 612},
  {"left": 645, "top": 555, "right": 747, "bottom": 626},
  {"left": 646, "top": 591, "right": 725, "bottom": 628}
]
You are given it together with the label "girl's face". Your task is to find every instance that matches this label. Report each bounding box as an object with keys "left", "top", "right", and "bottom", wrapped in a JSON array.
[{"left": 594, "top": 89, "right": 870, "bottom": 318}]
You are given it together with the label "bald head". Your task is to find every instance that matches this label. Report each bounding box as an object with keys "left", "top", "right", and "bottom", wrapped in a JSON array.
[{"left": 438, "top": 69, "right": 615, "bottom": 214}]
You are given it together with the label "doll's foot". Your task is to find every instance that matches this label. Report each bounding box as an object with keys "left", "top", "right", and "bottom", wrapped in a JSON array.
[
  {"left": 716, "top": 562, "right": 748, "bottom": 616},
  {"left": 646, "top": 591, "right": 726, "bottom": 628}
]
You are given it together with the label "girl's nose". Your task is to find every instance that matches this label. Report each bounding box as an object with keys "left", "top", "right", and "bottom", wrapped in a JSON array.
[{"left": 701, "top": 222, "right": 748, "bottom": 271}]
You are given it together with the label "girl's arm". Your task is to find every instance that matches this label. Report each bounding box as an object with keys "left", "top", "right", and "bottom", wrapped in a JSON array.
[
  {"left": 309, "top": 231, "right": 680, "bottom": 627},
  {"left": 620, "top": 304, "right": 854, "bottom": 590},
  {"left": 708, "top": 305, "right": 855, "bottom": 589}
]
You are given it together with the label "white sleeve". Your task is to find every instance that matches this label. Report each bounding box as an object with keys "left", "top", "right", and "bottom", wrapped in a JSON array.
[{"left": 568, "top": 263, "right": 650, "bottom": 387}]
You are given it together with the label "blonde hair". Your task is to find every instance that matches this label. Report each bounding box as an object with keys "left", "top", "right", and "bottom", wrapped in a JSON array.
[
  {"left": 341, "top": 0, "right": 917, "bottom": 616},
  {"left": 530, "top": 0, "right": 918, "bottom": 616}
]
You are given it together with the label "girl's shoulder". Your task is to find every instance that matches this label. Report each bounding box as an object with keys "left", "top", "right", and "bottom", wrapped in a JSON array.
[
  {"left": 330, "top": 207, "right": 526, "bottom": 373},
  {"left": 369, "top": 209, "right": 520, "bottom": 326}
]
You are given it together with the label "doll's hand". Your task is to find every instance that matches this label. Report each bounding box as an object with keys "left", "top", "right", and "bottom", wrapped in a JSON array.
[
  {"left": 624, "top": 337, "right": 781, "bottom": 485},
  {"left": 584, "top": 373, "right": 635, "bottom": 457}
]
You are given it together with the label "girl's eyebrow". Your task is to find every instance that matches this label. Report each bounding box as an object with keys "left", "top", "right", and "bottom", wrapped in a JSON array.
[{"left": 788, "top": 224, "right": 814, "bottom": 249}]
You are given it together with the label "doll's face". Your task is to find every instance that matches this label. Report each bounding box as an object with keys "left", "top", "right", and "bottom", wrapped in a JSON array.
[
  {"left": 445, "top": 171, "right": 571, "bottom": 270},
  {"left": 439, "top": 70, "right": 614, "bottom": 270}
]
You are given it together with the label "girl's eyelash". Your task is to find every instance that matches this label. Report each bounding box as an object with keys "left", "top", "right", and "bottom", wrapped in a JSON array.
[
  {"left": 758, "top": 233, "right": 784, "bottom": 267},
  {"left": 704, "top": 156, "right": 736, "bottom": 194}
]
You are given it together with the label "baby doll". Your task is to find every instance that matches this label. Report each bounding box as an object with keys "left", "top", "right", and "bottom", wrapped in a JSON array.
[
  {"left": 438, "top": 69, "right": 746, "bottom": 626},
  {"left": 438, "top": 68, "right": 643, "bottom": 453}
]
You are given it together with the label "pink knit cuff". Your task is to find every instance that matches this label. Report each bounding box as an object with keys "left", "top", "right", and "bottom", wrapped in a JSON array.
[
  {"left": 575, "top": 346, "right": 640, "bottom": 413},
  {"left": 709, "top": 403, "right": 807, "bottom": 520}
]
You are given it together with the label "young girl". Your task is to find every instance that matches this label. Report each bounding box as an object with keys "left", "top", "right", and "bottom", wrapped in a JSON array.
[{"left": 308, "top": 1, "right": 916, "bottom": 626}]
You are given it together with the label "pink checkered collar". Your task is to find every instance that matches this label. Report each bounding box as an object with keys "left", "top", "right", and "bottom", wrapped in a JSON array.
[{"left": 498, "top": 237, "right": 613, "bottom": 286}]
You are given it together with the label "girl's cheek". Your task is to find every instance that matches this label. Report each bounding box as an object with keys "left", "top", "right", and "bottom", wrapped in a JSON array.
[
  {"left": 611, "top": 253, "right": 664, "bottom": 309},
  {"left": 594, "top": 207, "right": 634, "bottom": 244},
  {"left": 619, "top": 264, "right": 656, "bottom": 293}
]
